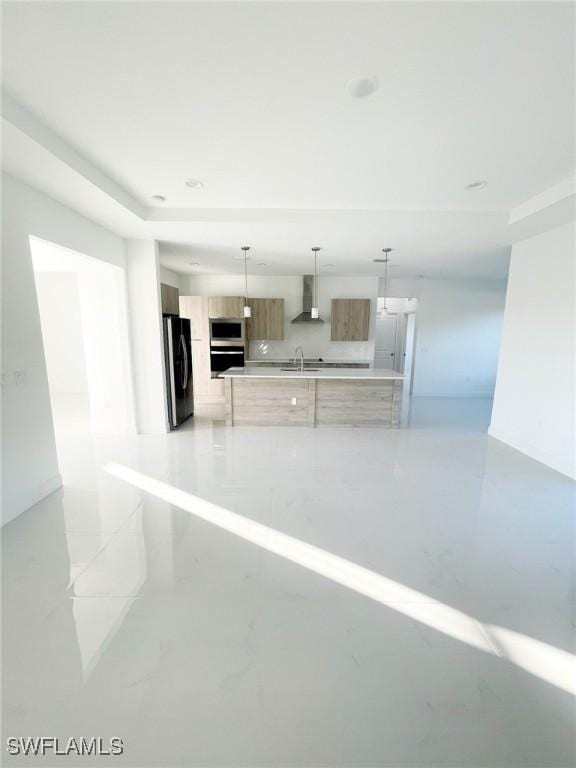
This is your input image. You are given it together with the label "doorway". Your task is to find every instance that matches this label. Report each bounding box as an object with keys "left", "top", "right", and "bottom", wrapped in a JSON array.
[
  {"left": 30, "top": 237, "right": 135, "bottom": 480},
  {"left": 374, "top": 296, "right": 418, "bottom": 392}
]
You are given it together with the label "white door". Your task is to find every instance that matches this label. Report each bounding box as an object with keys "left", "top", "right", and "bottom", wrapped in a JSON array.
[{"left": 374, "top": 312, "right": 398, "bottom": 369}]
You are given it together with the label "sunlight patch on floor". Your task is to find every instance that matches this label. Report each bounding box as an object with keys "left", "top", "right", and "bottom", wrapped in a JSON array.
[{"left": 105, "top": 461, "right": 575, "bottom": 696}]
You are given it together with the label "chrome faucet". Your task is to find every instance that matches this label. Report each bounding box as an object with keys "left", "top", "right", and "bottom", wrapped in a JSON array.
[{"left": 293, "top": 346, "right": 304, "bottom": 374}]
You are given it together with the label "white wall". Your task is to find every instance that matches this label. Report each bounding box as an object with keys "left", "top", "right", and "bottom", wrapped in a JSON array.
[
  {"left": 126, "top": 240, "right": 169, "bottom": 434},
  {"left": 1, "top": 174, "right": 137, "bottom": 525},
  {"left": 382, "top": 276, "right": 507, "bottom": 397},
  {"left": 34, "top": 271, "right": 89, "bottom": 394},
  {"left": 180, "top": 274, "right": 378, "bottom": 361},
  {"left": 77, "top": 264, "right": 134, "bottom": 432},
  {"left": 31, "top": 238, "right": 135, "bottom": 433},
  {"left": 490, "top": 222, "right": 575, "bottom": 478}
]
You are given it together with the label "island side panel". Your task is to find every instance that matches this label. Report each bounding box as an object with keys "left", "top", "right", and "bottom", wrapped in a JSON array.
[
  {"left": 315, "top": 379, "right": 395, "bottom": 427},
  {"left": 391, "top": 379, "right": 403, "bottom": 427},
  {"left": 307, "top": 379, "right": 317, "bottom": 426},
  {"left": 225, "top": 377, "right": 233, "bottom": 426},
  {"left": 229, "top": 377, "right": 311, "bottom": 426}
]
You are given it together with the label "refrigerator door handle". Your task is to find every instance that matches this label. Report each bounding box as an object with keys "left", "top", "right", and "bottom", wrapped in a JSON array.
[
  {"left": 185, "top": 337, "right": 189, "bottom": 386},
  {"left": 180, "top": 334, "right": 188, "bottom": 389},
  {"left": 166, "top": 318, "right": 177, "bottom": 426}
]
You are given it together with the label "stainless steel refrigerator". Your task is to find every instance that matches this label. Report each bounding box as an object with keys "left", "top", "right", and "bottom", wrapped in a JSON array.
[{"left": 163, "top": 316, "right": 193, "bottom": 428}]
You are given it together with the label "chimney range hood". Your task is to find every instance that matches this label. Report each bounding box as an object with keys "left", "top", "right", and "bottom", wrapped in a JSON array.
[{"left": 291, "top": 275, "right": 325, "bottom": 324}]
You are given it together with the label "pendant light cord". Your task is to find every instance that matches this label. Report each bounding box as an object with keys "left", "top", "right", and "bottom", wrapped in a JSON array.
[
  {"left": 312, "top": 247, "right": 320, "bottom": 312},
  {"left": 383, "top": 257, "right": 388, "bottom": 312},
  {"left": 242, "top": 246, "right": 250, "bottom": 306},
  {"left": 314, "top": 250, "right": 317, "bottom": 308},
  {"left": 382, "top": 248, "right": 392, "bottom": 313}
]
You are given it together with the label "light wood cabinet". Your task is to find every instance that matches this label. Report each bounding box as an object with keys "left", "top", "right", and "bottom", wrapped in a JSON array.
[
  {"left": 348, "top": 299, "right": 371, "bottom": 340},
  {"left": 160, "top": 283, "right": 180, "bottom": 315},
  {"left": 331, "top": 298, "right": 370, "bottom": 341},
  {"left": 225, "top": 376, "right": 402, "bottom": 427},
  {"left": 246, "top": 298, "right": 284, "bottom": 340},
  {"left": 180, "top": 295, "right": 207, "bottom": 341},
  {"left": 208, "top": 296, "right": 245, "bottom": 319},
  {"left": 179, "top": 295, "right": 224, "bottom": 401}
]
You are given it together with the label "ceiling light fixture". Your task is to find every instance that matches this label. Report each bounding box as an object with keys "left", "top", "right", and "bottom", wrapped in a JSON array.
[
  {"left": 465, "top": 180, "right": 487, "bottom": 191},
  {"left": 188, "top": 261, "right": 200, "bottom": 266},
  {"left": 347, "top": 75, "right": 379, "bottom": 99},
  {"left": 256, "top": 262, "right": 266, "bottom": 267},
  {"left": 311, "top": 247, "right": 321, "bottom": 319},
  {"left": 151, "top": 195, "right": 166, "bottom": 203},
  {"left": 185, "top": 178, "right": 204, "bottom": 189},
  {"left": 241, "top": 246, "right": 251, "bottom": 318},
  {"left": 381, "top": 248, "right": 393, "bottom": 314}
]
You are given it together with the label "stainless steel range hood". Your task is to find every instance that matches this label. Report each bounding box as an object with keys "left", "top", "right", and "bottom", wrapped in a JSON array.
[{"left": 291, "top": 275, "right": 325, "bottom": 324}]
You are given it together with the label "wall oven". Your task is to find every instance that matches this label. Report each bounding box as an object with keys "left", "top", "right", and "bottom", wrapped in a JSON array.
[
  {"left": 210, "top": 343, "right": 245, "bottom": 376},
  {"left": 209, "top": 319, "right": 245, "bottom": 377}
]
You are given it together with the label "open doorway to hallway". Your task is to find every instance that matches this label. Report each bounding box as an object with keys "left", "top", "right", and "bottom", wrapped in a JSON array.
[
  {"left": 30, "top": 237, "right": 135, "bottom": 484},
  {"left": 374, "top": 296, "right": 418, "bottom": 391}
]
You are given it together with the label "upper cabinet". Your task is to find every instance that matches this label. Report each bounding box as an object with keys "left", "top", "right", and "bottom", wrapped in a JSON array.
[
  {"left": 330, "top": 299, "right": 370, "bottom": 341},
  {"left": 246, "top": 298, "right": 284, "bottom": 340},
  {"left": 208, "top": 296, "right": 245, "bottom": 319},
  {"left": 160, "top": 283, "right": 180, "bottom": 316},
  {"left": 179, "top": 295, "right": 208, "bottom": 340}
]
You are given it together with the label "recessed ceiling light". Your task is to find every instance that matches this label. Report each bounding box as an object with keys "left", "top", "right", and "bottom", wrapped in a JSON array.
[
  {"left": 185, "top": 178, "right": 204, "bottom": 189},
  {"left": 151, "top": 195, "right": 166, "bottom": 203},
  {"left": 465, "top": 180, "right": 487, "bottom": 191},
  {"left": 347, "top": 76, "right": 379, "bottom": 99},
  {"left": 256, "top": 262, "right": 266, "bottom": 266},
  {"left": 322, "top": 264, "right": 334, "bottom": 269},
  {"left": 188, "top": 261, "right": 200, "bottom": 266}
]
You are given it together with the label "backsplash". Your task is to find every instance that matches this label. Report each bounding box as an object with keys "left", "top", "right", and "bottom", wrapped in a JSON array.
[{"left": 249, "top": 336, "right": 373, "bottom": 361}]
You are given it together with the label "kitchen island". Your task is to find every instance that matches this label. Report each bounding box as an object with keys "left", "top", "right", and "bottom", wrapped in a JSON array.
[{"left": 221, "top": 367, "right": 404, "bottom": 427}]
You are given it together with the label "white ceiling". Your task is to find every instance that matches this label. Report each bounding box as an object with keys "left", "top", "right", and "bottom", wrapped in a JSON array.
[{"left": 2, "top": 1, "right": 575, "bottom": 278}]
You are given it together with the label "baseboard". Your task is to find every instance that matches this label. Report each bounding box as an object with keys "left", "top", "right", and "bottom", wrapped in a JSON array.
[
  {"left": 488, "top": 426, "right": 575, "bottom": 480},
  {"left": 412, "top": 392, "right": 494, "bottom": 399},
  {"left": 2, "top": 472, "right": 63, "bottom": 526}
]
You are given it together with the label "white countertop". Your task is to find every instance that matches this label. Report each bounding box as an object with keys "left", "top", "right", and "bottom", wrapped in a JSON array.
[
  {"left": 245, "top": 359, "right": 372, "bottom": 365},
  {"left": 220, "top": 366, "right": 404, "bottom": 380}
]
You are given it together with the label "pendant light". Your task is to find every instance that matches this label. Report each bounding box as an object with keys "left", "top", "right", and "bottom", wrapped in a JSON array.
[
  {"left": 381, "top": 248, "right": 392, "bottom": 314},
  {"left": 241, "top": 246, "right": 251, "bottom": 318},
  {"left": 311, "top": 247, "right": 321, "bottom": 319}
]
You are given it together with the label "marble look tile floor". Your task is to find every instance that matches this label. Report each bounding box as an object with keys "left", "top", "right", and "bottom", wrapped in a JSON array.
[{"left": 2, "top": 395, "right": 574, "bottom": 767}]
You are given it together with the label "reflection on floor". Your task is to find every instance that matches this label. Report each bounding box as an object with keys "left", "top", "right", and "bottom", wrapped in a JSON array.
[{"left": 2, "top": 395, "right": 574, "bottom": 767}]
